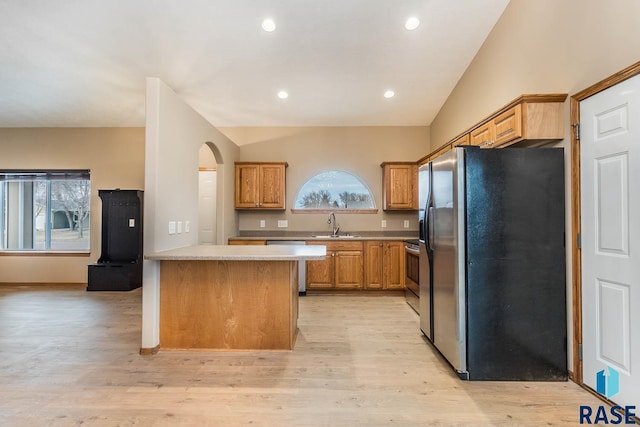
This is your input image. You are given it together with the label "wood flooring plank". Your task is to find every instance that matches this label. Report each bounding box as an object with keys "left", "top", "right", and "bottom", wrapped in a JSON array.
[{"left": 0, "top": 285, "right": 608, "bottom": 426}]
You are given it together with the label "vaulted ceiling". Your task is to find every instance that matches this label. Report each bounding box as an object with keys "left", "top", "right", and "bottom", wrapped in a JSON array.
[{"left": 0, "top": 0, "right": 510, "bottom": 127}]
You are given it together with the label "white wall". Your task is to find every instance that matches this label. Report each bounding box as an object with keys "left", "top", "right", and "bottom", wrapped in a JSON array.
[
  {"left": 142, "top": 78, "right": 239, "bottom": 349},
  {"left": 0, "top": 127, "right": 144, "bottom": 284},
  {"left": 144, "top": 78, "right": 239, "bottom": 252},
  {"left": 219, "top": 126, "right": 429, "bottom": 234},
  {"left": 429, "top": 0, "right": 640, "bottom": 375}
]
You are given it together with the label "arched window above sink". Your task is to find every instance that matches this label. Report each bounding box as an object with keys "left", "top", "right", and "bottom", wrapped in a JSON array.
[{"left": 292, "top": 170, "right": 377, "bottom": 213}]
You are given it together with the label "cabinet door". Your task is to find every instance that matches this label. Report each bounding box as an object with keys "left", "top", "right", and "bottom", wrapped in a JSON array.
[
  {"left": 334, "top": 250, "right": 363, "bottom": 289},
  {"left": 383, "top": 164, "right": 418, "bottom": 210},
  {"left": 306, "top": 241, "right": 334, "bottom": 289},
  {"left": 493, "top": 104, "right": 522, "bottom": 146},
  {"left": 383, "top": 241, "right": 405, "bottom": 289},
  {"left": 364, "top": 241, "right": 384, "bottom": 289},
  {"left": 235, "top": 164, "right": 260, "bottom": 208},
  {"left": 430, "top": 143, "right": 452, "bottom": 160},
  {"left": 307, "top": 254, "right": 334, "bottom": 289},
  {"left": 470, "top": 123, "right": 495, "bottom": 148},
  {"left": 259, "top": 163, "right": 286, "bottom": 209},
  {"left": 452, "top": 134, "right": 470, "bottom": 147}
]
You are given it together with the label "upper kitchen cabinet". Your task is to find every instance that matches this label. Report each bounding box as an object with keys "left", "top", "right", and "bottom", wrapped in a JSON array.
[
  {"left": 234, "top": 162, "right": 287, "bottom": 210},
  {"left": 419, "top": 94, "right": 568, "bottom": 163},
  {"left": 469, "top": 94, "right": 566, "bottom": 148},
  {"left": 452, "top": 134, "right": 470, "bottom": 147},
  {"left": 471, "top": 105, "right": 522, "bottom": 148},
  {"left": 381, "top": 162, "right": 418, "bottom": 211}
]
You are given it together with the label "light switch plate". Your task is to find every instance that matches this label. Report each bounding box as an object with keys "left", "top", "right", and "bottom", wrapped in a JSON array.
[
  {"left": 168, "top": 221, "right": 176, "bottom": 235},
  {"left": 260, "top": 219, "right": 266, "bottom": 228},
  {"left": 177, "top": 221, "right": 183, "bottom": 234},
  {"left": 277, "top": 220, "right": 288, "bottom": 228},
  {"left": 185, "top": 221, "right": 190, "bottom": 233},
  {"left": 128, "top": 218, "right": 135, "bottom": 228},
  {"left": 381, "top": 220, "right": 387, "bottom": 228},
  {"left": 404, "top": 220, "right": 410, "bottom": 228}
]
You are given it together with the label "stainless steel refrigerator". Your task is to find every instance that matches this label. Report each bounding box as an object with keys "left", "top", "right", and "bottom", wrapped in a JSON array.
[{"left": 419, "top": 146, "right": 567, "bottom": 381}]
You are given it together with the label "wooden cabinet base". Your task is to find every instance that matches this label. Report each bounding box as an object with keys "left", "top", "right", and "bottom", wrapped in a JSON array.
[{"left": 159, "top": 260, "right": 298, "bottom": 350}]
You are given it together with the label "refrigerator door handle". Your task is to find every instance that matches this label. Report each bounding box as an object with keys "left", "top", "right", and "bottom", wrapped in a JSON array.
[{"left": 428, "top": 206, "right": 435, "bottom": 251}]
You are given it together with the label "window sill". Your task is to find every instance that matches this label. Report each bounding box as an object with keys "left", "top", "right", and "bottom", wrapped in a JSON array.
[
  {"left": 0, "top": 251, "right": 91, "bottom": 257},
  {"left": 290, "top": 209, "right": 378, "bottom": 214}
]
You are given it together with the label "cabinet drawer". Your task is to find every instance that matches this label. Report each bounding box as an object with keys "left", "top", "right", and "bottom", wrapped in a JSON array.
[{"left": 308, "top": 240, "right": 363, "bottom": 251}]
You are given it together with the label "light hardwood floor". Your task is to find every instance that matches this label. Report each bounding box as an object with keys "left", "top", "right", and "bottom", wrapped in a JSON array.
[{"left": 0, "top": 285, "right": 604, "bottom": 426}]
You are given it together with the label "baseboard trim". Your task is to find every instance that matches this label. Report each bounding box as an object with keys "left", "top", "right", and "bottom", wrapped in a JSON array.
[
  {"left": 0, "top": 282, "right": 86, "bottom": 286},
  {"left": 139, "top": 345, "right": 160, "bottom": 356}
]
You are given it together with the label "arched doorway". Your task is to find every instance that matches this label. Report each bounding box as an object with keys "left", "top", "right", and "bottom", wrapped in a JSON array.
[{"left": 198, "top": 142, "right": 221, "bottom": 244}]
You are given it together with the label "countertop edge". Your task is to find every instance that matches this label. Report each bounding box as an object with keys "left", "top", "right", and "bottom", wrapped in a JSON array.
[{"left": 145, "top": 244, "right": 326, "bottom": 261}]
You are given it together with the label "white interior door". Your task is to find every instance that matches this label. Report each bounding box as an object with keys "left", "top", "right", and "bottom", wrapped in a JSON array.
[
  {"left": 581, "top": 73, "right": 640, "bottom": 407},
  {"left": 198, "top": 170, "right": 216, "bottom": 244}
]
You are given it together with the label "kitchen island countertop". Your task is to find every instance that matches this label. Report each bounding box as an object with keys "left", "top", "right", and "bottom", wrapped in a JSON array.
[{"left": 145, "top": 244, "right": 326, "bottom": 261}]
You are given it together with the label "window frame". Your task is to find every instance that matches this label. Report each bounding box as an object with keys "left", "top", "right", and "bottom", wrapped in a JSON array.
[
  {"left": 291, "top": 170, "right": 378, "bottom": 214},
  {"left": 0, "top": 169, "right": 91, "bottom": 254}
]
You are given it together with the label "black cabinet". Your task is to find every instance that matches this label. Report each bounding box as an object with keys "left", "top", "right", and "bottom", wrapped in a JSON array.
[{"left": 87, "top": 189, "right": 143, "bottom": 291}]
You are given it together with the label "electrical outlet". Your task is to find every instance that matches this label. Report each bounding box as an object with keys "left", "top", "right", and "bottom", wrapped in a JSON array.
[
  {"left": 260, "top": 219, "right": 266, "bottom": 228},
  {"left": 277, "top": 220, "right": 288, "bottom": 228},
  {"left": 177, "top": 221, "right": 183, "bottom": 234},
  {"left": 404, "top": 220, "right": 410, "bottom": 228},
  {"left": 381, "top": 220, "right": 387, "bottom": 228},
  {"left": 168, "top": 221, "right": 176, "bottom": 235},
  {"left": 185, "top": 221, "right": 190, "bottom": 233}
]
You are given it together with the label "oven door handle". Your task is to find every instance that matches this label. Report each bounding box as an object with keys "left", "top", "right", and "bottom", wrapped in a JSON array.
[{"left": 404, "top": 246, "right": 420, "bottom": 255}]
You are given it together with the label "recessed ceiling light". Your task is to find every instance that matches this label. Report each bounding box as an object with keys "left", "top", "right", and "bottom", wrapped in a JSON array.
[
  {"left": 384, "top": 90, "right": 395, "bottom": 99},
  {"left": 277, "top": 90, "right": 288, "bottom": 99},
  {"left": 405, "top": 16, "right": 420, "bottom": 31},
  {"left": 262, "top": 18, "right": 276, "bottom": 32}
]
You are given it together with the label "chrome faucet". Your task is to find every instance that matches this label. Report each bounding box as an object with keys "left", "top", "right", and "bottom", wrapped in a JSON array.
[{"left": 327, "top": 212, "right": 340, "bottom": 237}]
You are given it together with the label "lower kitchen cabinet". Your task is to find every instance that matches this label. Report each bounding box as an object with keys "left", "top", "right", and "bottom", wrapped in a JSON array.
[
  {"left": 364, "top": 241, "right": 405, "bottom": 290},
  {"left": 306, "top": 241, "right": 363, "bottom": 290},
  {"left": 306, "top": 247, "right": 334, "bottom": 289}
]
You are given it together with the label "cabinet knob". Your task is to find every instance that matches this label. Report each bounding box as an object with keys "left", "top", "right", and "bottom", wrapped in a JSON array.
[
  {"left": 259, "top": 203, "right": 263, "bottom": 206},
  {"left": 255, "top": 203, "right": 259, "bottom": 206},
  {"left": 379, "top": 243, "right": 383, "bottom": 247}
]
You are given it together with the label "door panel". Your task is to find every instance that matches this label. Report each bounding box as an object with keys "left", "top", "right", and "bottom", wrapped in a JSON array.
[
  {"left": 595, "top": 154, "right": 628, "bottom": 254},
  {"left": 581, "top": 73, "right": 639, "bottom": 407},
  {"left": 198, "top": 171, "right": 216, "bottom": 244},
  {"left": 597, "top": 280, "right": 631, "bottom": 372}
]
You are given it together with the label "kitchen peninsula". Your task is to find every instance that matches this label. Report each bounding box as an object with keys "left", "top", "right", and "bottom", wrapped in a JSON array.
[{"left": 144, "top": 244, "right": 325, "bottom": 351}]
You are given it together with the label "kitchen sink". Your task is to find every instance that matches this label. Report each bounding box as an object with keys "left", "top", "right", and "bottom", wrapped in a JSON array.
[{"left": 311, "top": 235, "right": 360, "bottom": 238}]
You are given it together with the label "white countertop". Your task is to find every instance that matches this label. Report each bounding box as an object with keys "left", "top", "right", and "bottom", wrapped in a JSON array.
[{"left": 145, "top": 244, "right": 326, "bottom": 261}]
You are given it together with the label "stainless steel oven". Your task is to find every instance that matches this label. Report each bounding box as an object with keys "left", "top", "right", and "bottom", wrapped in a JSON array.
[{"left": 404, "top": 240, "right": 420, "bottom": 314}]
